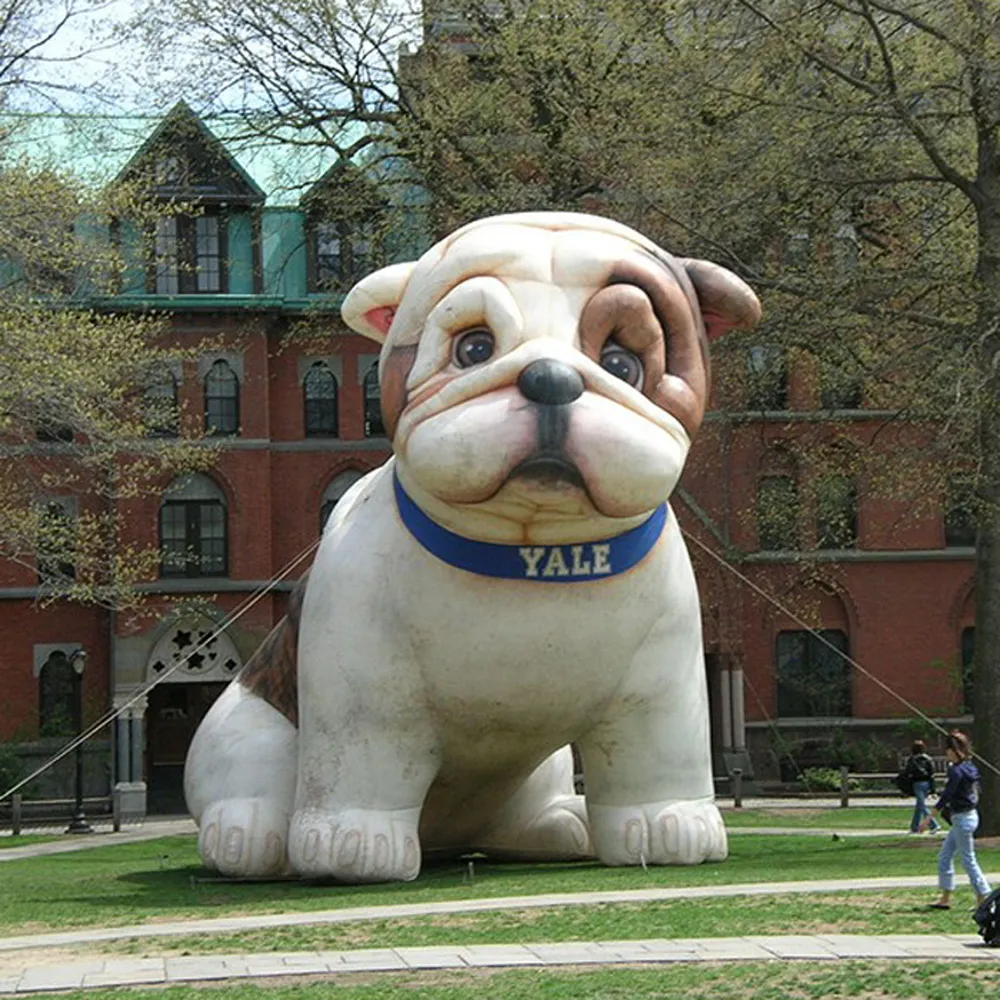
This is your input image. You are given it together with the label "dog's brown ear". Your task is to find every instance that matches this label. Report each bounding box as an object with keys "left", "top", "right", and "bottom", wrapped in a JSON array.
[
  {"left": 341, "top": 262, "right": 416, "bottom": 344},
  {"left": 680, "top": 259, "right": 762, "bottom": 340}
]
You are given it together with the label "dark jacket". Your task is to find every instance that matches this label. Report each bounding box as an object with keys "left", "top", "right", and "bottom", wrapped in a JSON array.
[
  {"left": 937, "top": 759, "right": 982, "bottom": 815},
  {"left": 905, "top": 753, "right": 935, "bottom": 784}
]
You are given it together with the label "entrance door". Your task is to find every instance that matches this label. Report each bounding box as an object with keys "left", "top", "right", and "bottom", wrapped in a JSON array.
[{"left": 146, "top": 683, "right": 226, "bottom": 814}]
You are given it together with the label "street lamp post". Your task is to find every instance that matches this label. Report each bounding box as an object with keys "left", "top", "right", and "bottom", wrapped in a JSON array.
[{"left": 66, "top": 649, "right": 92, "bottom": 835}]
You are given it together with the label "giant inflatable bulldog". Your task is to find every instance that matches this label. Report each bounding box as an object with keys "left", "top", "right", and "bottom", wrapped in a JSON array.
[{"left": 184, "top": 212, "right": 761, "bottom": 882}]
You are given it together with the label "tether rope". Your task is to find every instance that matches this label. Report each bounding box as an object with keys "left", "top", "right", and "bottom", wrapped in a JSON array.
[
  {"left": 682, "top": 526, "right": 1000, "bottom": 779},
  {"left": 0, "top": 537, "right": 320, "bottom": 803},
  {"left": 4, "top": 505, "right": 997, "bottom": 806}
]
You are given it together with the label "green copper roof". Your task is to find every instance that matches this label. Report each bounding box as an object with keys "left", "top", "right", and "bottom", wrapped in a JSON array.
[{"left": 0, "top": 105, "right": 365, "bottom": 206}]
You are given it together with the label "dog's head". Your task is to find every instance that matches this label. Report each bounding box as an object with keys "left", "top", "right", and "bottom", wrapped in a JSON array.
[{"left": 342, "top": 212, "right": 760, "bottom": 544}]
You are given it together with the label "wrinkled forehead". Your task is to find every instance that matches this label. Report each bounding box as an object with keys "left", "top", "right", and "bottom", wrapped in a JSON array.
[{"left": 388, "top": 223, "right": 665, "bottom": 347}]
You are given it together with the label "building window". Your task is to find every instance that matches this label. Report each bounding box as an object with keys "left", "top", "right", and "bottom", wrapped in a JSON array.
[
  {"left": 152, "top": 213, "right": 225, "bottom": 294},
  {"left": 38, "top": 650, "right": 75, "bottom": 736},
  {"left": 746, "top": 345, "right": 788, "bottom": 410},
  {"left": 35, "top": 418, "right": 74, "bottom": 443},
  {"left": 944, "top": 478, "right": 976, "bottom": 547},
  {"left": 36, "top": 501, "right": 76, "bottom": 583},
  {"left": 961, "top": 626, "right": 974, "bottom": 714},
  {"left": 304, "top": 362, "right": 339, "bottom": 437},
  {"left": 757, "top": 475, "right": 799, "bottom": 551},
  {"left": 320, "top": 469, "right": 364, "bottom": 531},
  {"left": 777, "top": 629, "right": 851, "bottom": 718},
  {"left": 819, "top": 365, "right": 863, "bottom": 410},
  {"left": 204, "top": 359, "right": 239, "bottom": 436},
  {"left": 159, "top": 474, "right": 228, "bottom": 577},
  {"left": 312, "top": 220, "right": 377, "bottom": 292},
  {"left": 144, "top": 364, "right": 179, "bottom": 437},
  {"left": 364, "top": 363, "right": 385, "bottom": 437},
  {"left": 781, "top": 230, "right": 811, "bottom": 270},
  {"left": 815, "top": 475, "right": 858, "bottom": 549}
]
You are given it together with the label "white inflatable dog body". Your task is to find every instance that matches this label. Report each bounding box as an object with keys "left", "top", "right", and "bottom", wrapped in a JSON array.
[{"left": 185, "top": 212, "right": 761, "bottom": 882}]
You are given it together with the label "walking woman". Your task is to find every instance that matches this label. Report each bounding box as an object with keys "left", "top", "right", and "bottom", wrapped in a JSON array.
[
  {"left": 921, "top": 730, "right": 993, "bottom": 908},
  {"left": 904, "top": 739, "right": 939, "bottom": 834}
]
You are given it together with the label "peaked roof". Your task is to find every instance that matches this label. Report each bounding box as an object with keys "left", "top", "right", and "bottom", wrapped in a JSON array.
[{"left": 114, "top": 100, "right": 265, "bottom": 204}]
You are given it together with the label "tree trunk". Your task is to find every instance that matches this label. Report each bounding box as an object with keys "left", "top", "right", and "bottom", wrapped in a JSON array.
[{"left": 973, "top": 206, "right": 1000, "bottom": 837}]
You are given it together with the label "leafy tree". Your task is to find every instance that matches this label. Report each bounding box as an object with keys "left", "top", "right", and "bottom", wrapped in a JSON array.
[
  {"left": 131, "top": 0, "right": 1000, "bottom": 830},
  {"left": 0, "top": 5, "right": 212, "bottom": 608}
]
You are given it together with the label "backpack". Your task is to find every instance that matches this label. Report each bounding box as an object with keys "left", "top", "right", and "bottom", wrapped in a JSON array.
[{"left": 973, "top": 888, "right": 1000, "bottom": 947}]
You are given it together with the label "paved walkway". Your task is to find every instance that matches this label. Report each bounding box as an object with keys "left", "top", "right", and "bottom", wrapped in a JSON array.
[{"left": 2, "top": 933, "right": 998, "bottom": 993}]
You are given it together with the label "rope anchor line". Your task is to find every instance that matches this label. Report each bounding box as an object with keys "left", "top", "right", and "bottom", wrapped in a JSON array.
[
  {"left": 0, "top": 538, "right": 320, "bottom": 804},
  {"left": 682, "top": 527, "right": 1000, "bottom": 780},
  {"left": 4, "top": 518, "right": 997, "bottom": 805}
]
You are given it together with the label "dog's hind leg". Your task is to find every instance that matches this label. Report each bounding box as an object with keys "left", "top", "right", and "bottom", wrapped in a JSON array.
[
  {"left": 185, "top": 682, "right": 297, "bottom": 876},
  {"left": 473, "top": 747, "right": 594, "bottom": 860}
]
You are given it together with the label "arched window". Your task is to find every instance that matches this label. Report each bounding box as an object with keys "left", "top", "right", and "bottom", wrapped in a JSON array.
[
  {"left": 746, "top": 345, "right": 788, "bottom": 410},
  {"left": 757, "top": 475, "right": 799, "bottom": 551},
  {"left": 944, "top": 477, "right": 976, "bottom": 548},
  {"left": 776, "top": 629, "right": 851, "bottom": 718},
  {"left": 815, "top": 474, "right": 858, "bottom": 549},
  {"left": 145, "top": 364, "right": 179, "bottom": 438},
  {"left": 38, "top": 650, "right": 75, "bottom": 736},
  {"left": 304, "top": 362, "right": 339, "bottom": 437},
  {"left": 204, "top": 359, "right": 239, "bottom": 436},
  {"left": 961, "top": 626, "right": 975, "bottom": 714},
  {"left": 820, "top": 363, "right": 863, "bottom": 410},
  {"left": 159, "top": 474, "right": 228, "bottom": 577},
  {"left": 364, "top": 363, "right": 385, "bottom": 437},
  {"left": 320, "top": 470, "right": 364, "bottom": 531},
  {"left": 36, "top": 500, "right": 76, "bottom": 583}
]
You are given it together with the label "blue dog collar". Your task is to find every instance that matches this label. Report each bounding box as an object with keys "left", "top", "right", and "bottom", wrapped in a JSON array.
[{"left": 393, "top": 473, "right": 667, "bottom": 582}]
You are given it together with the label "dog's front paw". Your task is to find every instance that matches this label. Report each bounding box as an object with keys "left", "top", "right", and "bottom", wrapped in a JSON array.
[
  {"left": 198, "top": 797, "right": 290, "bottom": 876},
  {"left": 288, "top": 807, "right": 422, "bottom": 882},
  {"left": 588, "top": 799, "right": 727, "bottom": 866}
]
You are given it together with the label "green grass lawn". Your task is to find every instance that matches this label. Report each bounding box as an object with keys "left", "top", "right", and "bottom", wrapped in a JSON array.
[
  {"left": 102, "top": 888, "right": 987, "bottom": 958},
  {"left": 722, "top": 805, "right": 914, "bottom": 829},
  {"left": 1, "top": 831, "right": 996, "bottom": 934},
  {"left": 0, "top": 833, "right": 70, "bottom": 849},
  {"left": 47, "top": 962, "right": 1000, "bottom": 1000}
]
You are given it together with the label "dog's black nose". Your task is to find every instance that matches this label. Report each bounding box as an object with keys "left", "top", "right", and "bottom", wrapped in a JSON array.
[{"left": 517, "top": 359, "right": 584, "bottom": 406}]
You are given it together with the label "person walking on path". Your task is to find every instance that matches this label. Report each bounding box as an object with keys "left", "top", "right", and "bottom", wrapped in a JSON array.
[
  {"left": 921, "top": 730, "right": 992, "bottom": 909},
  {"left": 904, "top": 739, "right": 939, "bottom": 834}
]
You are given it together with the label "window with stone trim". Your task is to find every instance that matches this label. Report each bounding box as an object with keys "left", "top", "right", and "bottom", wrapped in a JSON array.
[
  {"left": 815, "top": 474, "right": 858, "bottom": 550},
  {"left": 776, "top": 629, "right": 851, "bottom": 718},
  {"left": 38, "top": 650, "right": 75, "bottom": 736},
  {"left": 746, "top": 345, "right": 788, "bottom": 410},
  {"left": 304, "top": 362, "right": 339, "bottom": 437},
  {"left": 363, "top": 363, "right": 385, "bottom": 437},
  {"left": 320, "top": 470, "right": 364, "bottom": 531},
  {"left": 159, "top": 474, "right": 228, "bottom": 578},
  {"left": 961, "top": 626, "right": 975, "bottom": 715},
  {"left": 204, "top": 359, "right": 239, "bottom": 436}
]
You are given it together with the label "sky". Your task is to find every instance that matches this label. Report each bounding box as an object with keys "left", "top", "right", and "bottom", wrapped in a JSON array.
[{"left": 17, "top": 0, "right": 150, "bottom": 114}]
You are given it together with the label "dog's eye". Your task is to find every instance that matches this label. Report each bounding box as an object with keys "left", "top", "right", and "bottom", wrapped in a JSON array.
[
  {"left": 454, "top": 328, "right": 495, "bottom": 368},
  {"left": 600, "top": 344, "right": 644, "bottom": 387}
]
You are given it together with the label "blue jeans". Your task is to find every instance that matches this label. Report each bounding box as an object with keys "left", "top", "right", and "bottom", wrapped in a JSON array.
[
  {"left": 938, "top": 809, "right": 993, "bottom": 898},
  {"left": 910, "top": 780, "right": 938, "bottom": 833}
]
